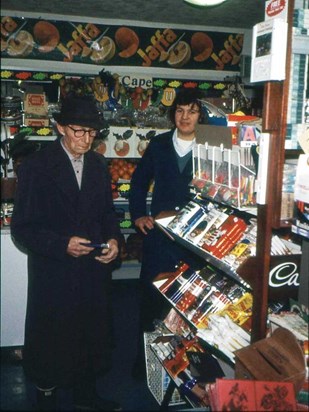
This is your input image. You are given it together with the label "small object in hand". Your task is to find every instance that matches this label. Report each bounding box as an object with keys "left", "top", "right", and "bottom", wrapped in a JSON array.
[{"left": 80, "top": 242, "right": 110, "bottom": 249}]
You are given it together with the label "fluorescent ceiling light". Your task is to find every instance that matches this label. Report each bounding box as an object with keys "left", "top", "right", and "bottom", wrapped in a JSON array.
[{"left": 184, "top": 0, "right": 228, "bottom": 6}]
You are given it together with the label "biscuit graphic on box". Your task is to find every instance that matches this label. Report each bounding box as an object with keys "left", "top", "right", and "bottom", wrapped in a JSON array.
[{"left": 33, "top": 21, "right": 60, "bottom": 53}]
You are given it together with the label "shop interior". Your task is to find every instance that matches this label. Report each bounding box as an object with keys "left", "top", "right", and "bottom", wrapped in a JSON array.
[{"left": 1, "top": 0, "right": 309, "bottom": 410}]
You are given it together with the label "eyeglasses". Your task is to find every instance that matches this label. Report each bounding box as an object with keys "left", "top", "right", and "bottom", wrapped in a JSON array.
[
  {"left": 175, "top": 108, "right": 200, "bottom": 117},
  {"left": 67, "top": 125, "right": 97, "bottom": 138}
]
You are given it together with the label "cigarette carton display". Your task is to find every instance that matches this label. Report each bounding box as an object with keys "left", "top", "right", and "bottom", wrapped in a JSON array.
[
  {"left": 167, "top": 201, "right": 201, "bottom": 236},
  {"left": 24, "top": 117, "right": 50, "bottom": 127},
  {"left": 24, "top": 93, "right": 48, "bottom": 116}
]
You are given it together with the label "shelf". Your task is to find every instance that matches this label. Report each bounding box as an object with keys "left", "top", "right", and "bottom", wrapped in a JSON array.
[
  {"left": 191, "top": 191, "right": 258, "bottom": 218},
  {"left": 114, "top": 197, "right": 151, "bottom": 204},
  {"left": 155, "top": 213, "right": 252, "bottom": 290},
  {"left": 165, "top": 227, "right": 252, "bottom": 290},
  {"left": 112, "top": 259, "right": 140, "bottom": 280},
  {"left": 144, "top": 330, "right": 187, "bottom": 408},
  {"left": 28, "top": 135, "right": 57, "bottom": 141},
  {"left": 114, "top": 197, "right": 130, "bottom": 204},
  {"left": 155, "top": 211, "right": 301, "bottom": 302},
  {"left": 120, "top": 228, "right": 136, "bottom": 234},
  {"left": 157, "top": 288, "right": 240, "bottom": 367},
  {"left": 292, "top": 34, "right": 309, "bottom": 54},
  {"left": 147, "top": 332, "right": 216, "bottom": 408}
]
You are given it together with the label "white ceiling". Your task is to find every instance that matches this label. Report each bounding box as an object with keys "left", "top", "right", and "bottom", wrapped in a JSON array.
[{"left": 2, "top": 0, "right": 265, "bottom": 30}]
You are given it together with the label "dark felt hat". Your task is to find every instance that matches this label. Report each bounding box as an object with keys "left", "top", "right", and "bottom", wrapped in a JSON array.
[{"left": 53, "top": 94, "right": 106, "bottom": 130}]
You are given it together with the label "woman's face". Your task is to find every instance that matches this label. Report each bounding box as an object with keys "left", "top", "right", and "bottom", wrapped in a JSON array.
[{"left": 174, "top": 103, "right": 200, "bottom": 140}]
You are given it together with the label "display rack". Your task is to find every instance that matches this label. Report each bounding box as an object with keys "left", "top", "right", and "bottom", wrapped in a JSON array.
[
  {"left": 154, "top": 0, "right": 302, "bottom": 350},
  {"left": 160, "top": 217, "right": 299, "bottom": 291},
  {"left": 191, "top": 143, "right": 257, "bottom": 210},
  {"left": 144, "top": 331, "right": 186, "bottom": 408}
]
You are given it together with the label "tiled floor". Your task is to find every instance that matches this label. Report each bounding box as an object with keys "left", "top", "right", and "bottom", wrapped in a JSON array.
[{"left": 1, "top": 279, "right": 180, "bottom": 411}]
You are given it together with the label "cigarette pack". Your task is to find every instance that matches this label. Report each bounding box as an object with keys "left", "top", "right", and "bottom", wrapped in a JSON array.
[{"left": 167, "top": 201, "right": 201, "bottom": 236}]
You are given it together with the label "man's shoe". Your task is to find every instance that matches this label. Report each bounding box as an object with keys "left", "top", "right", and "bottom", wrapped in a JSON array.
[
  {"left": 36, "top": 387, "right": 57, "bottom": 411},
  {"left": 74, "top": 394, "right": 122, "bottom": 411}
]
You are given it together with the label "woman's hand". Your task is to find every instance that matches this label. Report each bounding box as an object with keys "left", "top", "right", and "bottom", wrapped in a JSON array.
[{"left": 134, "top": 216, "right": 155, "bottom": 235}]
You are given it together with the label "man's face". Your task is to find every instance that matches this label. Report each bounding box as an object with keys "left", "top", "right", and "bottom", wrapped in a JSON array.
[
  {"left": 174, "top": 103, "right": 200, "bottom": 139},
  {"left": 57, "top": 124, "right": 97, "bottom": 157}
]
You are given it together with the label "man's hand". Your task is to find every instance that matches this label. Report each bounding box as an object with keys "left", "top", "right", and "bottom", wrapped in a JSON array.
[
  {"left": 94, "top": 239, "right": 119, "bottom": 264},
  {"left": 67, "top": 237, "right": 118, "bottom": 264},
  {"left": 134, "top": 216, "right": 155, "bottom": 235},
  {"left": 67, "top": 236, "right": 95, "bottom": 258}
]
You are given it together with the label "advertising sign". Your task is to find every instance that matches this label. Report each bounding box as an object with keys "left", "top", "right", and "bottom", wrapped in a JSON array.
[{"left": 1, "top": 16, "right": 244, "bottom": 72}]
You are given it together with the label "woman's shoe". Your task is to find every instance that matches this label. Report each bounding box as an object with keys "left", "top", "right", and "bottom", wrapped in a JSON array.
[{"left": 131, "top": 359, "right": 147, "bottom": 381}]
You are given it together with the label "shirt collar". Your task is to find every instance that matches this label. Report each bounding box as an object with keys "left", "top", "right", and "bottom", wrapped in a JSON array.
[
  {"left": 172, "top": 129, "right": 195, "bottom": 157},
  {"left": 60, "top": 137, "right": 84, "bottom": 163}
]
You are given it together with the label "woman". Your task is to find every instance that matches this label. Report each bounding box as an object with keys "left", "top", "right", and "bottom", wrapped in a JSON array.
[{"left": 129, "top": 87, "right": 206, "bottom": 378}]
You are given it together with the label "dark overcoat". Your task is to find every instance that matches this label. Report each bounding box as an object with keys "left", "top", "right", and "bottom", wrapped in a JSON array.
[{"left": 11, "top": 139, "right": 121, "bottom": 387}]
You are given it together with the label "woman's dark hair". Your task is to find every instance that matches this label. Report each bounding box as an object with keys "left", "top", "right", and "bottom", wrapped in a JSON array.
[{"left": 168, "top": 88, "right": 206, "bottom": 125}]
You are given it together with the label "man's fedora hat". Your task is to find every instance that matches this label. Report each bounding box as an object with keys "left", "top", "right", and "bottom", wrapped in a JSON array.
[{"left": 53, "top": 94, "right": 106, "bottom": 130}]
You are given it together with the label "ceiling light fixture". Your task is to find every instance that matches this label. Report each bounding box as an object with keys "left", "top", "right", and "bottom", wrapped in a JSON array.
[{"left": 184, "top": 0, "right": 228, "bottom": 6}]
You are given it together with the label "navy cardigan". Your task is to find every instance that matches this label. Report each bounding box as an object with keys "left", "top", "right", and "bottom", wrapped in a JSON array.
[
  {"left": 129, "top": 129, "right": 193, "bottom": 221},
  {"left": 129, "top": 130, "right": 201, "bottom": 283}
]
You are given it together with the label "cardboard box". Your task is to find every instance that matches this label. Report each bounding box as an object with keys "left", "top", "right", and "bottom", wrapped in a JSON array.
[
  {"left": 24, "top": 93, "right": 48, "bottom": 116},
  {"left": 227, "top": 114, "right": 260, "bottom": 146},
  {"left": 281, "top": 192, "right": 295, "bottom": 220},
  {"left": 24, "top": 117, "right": 50, "bottom": 127},
  {"left": 209, "top": 378, "right": 297, "bottom": 411},
  {"left": 234, "top": 327, "right": 306, "bottom": 394},
  {"left": 195, "top": 124, "right": 233, "bottom": 148}
]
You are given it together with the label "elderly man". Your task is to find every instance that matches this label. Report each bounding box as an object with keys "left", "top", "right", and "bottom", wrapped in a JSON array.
[{"left": 11, "top": 94, "right": 122, "bottom": 411}]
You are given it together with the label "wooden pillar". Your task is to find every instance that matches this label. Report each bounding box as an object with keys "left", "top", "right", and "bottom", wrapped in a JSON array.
[{"left": 250, "top": 0, "right": 294, "bottom": 342}]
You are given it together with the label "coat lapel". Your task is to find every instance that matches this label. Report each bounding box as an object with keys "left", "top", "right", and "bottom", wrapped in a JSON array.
[
  {"left": 78, "top": 153, "right": 100, "bottom": 212},
  {"left": 46, "top": 140, "right": 80, "bottom": 206}
]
